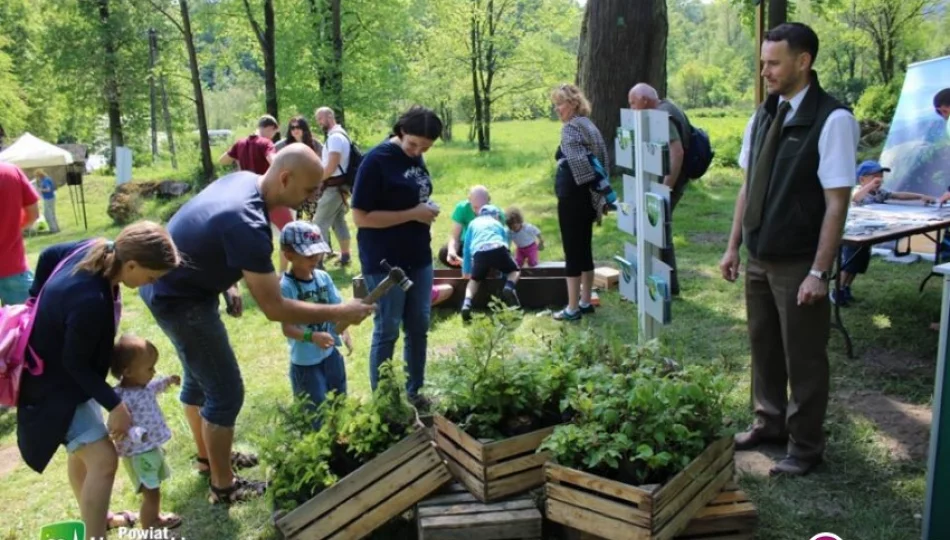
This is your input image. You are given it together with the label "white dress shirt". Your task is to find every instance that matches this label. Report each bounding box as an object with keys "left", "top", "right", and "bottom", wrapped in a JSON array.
[{"left": 738, "top": 86, "right": 860, "bottom": 190}]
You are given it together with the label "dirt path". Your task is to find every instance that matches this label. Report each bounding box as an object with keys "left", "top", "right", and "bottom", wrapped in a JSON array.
[{"left": 0, "top": 445, "right": 21, "bottom": 479}]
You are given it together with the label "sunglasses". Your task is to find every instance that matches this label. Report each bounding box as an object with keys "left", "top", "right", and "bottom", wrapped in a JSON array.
[{"left": 290, "top": 124, "right": 303, "bottom": 129}]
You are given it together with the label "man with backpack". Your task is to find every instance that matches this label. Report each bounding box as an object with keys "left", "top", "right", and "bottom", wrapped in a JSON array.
[
  {"left": 628, "top": 83, "right": 713, "bottom": 296},
  {"left": 315, "top": 107, "right": 359, "bottom": 267}
]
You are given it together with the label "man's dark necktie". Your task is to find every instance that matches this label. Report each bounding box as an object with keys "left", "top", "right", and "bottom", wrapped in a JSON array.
[{"left": 743, "top": 100, "right": 792, "bottom": 230}]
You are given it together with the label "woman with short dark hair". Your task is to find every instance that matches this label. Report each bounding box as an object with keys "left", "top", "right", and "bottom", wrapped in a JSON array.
[{"left": 350, "top": 106, "right": 443, "bottom": 407}]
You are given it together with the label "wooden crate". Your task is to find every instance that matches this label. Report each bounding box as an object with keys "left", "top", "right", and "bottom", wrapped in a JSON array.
[
  {"left": 276, "top": 429, "right": 452, "bottom": 540},
  {"left": 593, "top": 267, "right": 620, "bottom": 289},
  {"left": 433, "top": 414, "right": 556, "bottom": 502},
  {"left": 416, "top": 483, "right": 542, "bottom": 539},
  {"left": 353, "top": 263, "right": 569, "bottom": 309},
  {"left": 564, "top": 483, "right": 757, "bottom": 540},
  {"left": 545, "top": 437, "right": 735, "bottom": 540}
]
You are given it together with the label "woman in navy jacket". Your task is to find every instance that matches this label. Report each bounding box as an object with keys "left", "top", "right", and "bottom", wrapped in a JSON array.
[{"left": 17, "top": 221, "right": 179, "bottom": 538}]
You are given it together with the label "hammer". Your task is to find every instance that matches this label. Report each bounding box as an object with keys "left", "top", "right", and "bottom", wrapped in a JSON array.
[{"left": 336, "top": 259, "right": 413, "bottom": 334}]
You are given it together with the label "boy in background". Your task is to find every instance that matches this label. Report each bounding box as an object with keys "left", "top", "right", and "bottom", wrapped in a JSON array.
[{"left": 836, "top": 160, "right": 934, "bottom": 305}]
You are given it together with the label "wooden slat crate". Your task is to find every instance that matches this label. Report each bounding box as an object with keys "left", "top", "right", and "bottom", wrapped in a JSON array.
[
  {"left": 545, "top": 437, "right": 735, "bottom": 540},
  {"left": 354, "top": 264, "right": 569, "bottom": 309},
  {"left": 416, "top": 483, "right": 542, "bottom": 539},
  {"left": 564, "top": 482, "right": 757, "bottom": 540},
  {"left": 593, "top": 267, "right": 620, "bottom": 289},
  {"left": 276, "top": 429, "right": 452, "bottom": 540},
  {"left": 433, "top": 414, "right": 556, "bottom": 502}
]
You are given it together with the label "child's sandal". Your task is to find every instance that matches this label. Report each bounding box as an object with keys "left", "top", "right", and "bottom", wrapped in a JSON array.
[
  {"left": 107, "top": 510, "right": 138, "bottom": 530},
  {"left": 155, "top": 513, "right": 183, "bottom": 529},
  {"left": 208, "top": 476, "right": 267, "bottom": 505}
]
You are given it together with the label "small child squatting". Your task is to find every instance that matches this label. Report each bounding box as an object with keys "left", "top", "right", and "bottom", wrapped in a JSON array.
[
  {"left": 110, "top": 334, "right": 183, "bottom": 531},
  {"left": 461, "top": 205, "right": 522, "bottom": 322}
]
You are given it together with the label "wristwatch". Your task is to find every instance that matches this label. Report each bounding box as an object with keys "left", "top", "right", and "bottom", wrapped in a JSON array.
[{"left": 809, "top": 269, "right": 831, "bottom": 282}]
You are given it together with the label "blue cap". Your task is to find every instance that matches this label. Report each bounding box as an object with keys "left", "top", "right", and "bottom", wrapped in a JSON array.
[
  {"left": 280, "top": 221, "right": 331, "bottom": 256},
  {"left": 856, "top": 160, "right": 890, "bottom": 178},
  {"left": 478, "top": 204, "right": 502, "bottom": 218}
]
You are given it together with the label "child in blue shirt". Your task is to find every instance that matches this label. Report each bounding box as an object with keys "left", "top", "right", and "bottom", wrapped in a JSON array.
[
  {"left": 34, "top": 169, "right": 59, "bottom": 233},
  {"left": 279, "top": 221, "right": 352, "bottom": 422},
  {"left": 461, "top": 205, "right": 521, "bottom": 322}
]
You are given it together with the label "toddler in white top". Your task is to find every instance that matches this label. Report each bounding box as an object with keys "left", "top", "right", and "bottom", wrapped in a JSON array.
[
  {"left": 112, "top": 334, "right": 182, "bottom": 530},
  {"left": 505, "top": 206, "right": 544, "bottom": 268}
]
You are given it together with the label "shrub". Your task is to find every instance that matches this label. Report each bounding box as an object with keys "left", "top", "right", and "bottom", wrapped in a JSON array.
[
  {"left": 425, "top": 303, "right": 601, "bottom": 440},
  {"left": 855, "top": 83, "right": 900, "bottom": 123},
  {"left": 712, "top": 133, "right": 742, "bottom": 169},
  {"left": 258, "top": 359, "right": 420, "bottom": 512},
  {"left": 539, "top": 341, "right": 729, "bottom": 486}
]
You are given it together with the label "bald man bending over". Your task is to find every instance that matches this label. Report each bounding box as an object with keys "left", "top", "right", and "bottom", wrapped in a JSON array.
[
  {"left": 439, "top": 185, "right": 504, "bottom": 267},
  {"left": 140, "top": 143, "right": 375, "bottom": 505},
  {"left": 628, "top": 83, "right": 692, "bottom": 295}
]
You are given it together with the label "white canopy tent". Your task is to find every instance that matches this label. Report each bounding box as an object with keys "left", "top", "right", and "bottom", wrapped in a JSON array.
[
  {"left": 0, "top": 132, "right": 74, "bottom": 169},
  {"left": 0, "top": 132, "right": 87, "bottom": 230}
]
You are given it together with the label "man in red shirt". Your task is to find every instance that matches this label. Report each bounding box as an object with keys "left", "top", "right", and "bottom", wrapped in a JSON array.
[
  {"left": 0, "top": 162, "right": 40, "bottom": 305},
  {"left": 220, "top": 115, "right": 294, "bottom": 270}
]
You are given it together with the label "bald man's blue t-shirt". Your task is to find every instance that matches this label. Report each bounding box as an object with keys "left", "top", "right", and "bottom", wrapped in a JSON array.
[
  {"left": 148, "top": 171, "right": 274, "bottom": 301},
  {"left": 351, "top": 141, "right": 433, "bottom": 274}
]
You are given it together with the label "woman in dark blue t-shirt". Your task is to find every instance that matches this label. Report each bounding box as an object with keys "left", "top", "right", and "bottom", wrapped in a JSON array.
[{"left": 350, "top": 106, "right": 443, "bottom": 406}]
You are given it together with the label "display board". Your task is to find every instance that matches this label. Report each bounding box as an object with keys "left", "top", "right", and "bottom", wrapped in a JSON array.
[
  {"left": 880, "top": 56, "right": 950, "bottom": 197},
  {"left": 615, "top": 109, "right": 672, "bottom": 341}
]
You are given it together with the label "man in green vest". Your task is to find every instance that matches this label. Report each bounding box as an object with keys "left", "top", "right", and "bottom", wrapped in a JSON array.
[
  {"left": 719, "top": 22, "right": 859, "bottom": 476},
  {"left": 628, "top": 83, "right": 691, "bottom": 296}
]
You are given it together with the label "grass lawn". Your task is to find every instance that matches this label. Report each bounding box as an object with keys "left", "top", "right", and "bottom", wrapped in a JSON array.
[{"left": 0, "top": 118, "right": 936, "bottom": 539}]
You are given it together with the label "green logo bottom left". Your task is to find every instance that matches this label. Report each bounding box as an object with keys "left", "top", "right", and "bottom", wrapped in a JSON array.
[{"left": 40, "top": 521, "right": 85, "bottom": 540}]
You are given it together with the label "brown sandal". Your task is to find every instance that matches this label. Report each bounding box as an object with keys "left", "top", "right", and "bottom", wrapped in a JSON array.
[
  {"left": 154, "top": 513, "right": 183, "bottom": 529},
  {"left": 208, "top": 476, "right": 267, "bottom": 505},
  {"left": 107, "top": 511, "right": 138, "bottom": 530},
  {"left": 195, "top": 451, "right": 259, "bottom": 475}
]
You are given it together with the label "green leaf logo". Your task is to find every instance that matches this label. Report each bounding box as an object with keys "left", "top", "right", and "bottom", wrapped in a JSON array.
[{"left": 39, "top": 521, "right": 85, "bottom": 540}]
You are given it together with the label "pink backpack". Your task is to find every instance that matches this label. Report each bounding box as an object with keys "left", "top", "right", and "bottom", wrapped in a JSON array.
[{"left": 0, "top": 243, "right": 90, "bottom": 407}]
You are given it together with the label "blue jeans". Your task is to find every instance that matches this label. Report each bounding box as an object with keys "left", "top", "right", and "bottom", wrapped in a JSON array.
[
  {"left": 290, "top": 349, "right": 347, "bottom": 426},
  {"left": 140, "top": 286, "right": 244, "bottom": 427},
  {"left": 364, "top": 264, "right": 433, "bottom": 396},
  {"left": 0, "top": 271, "right": 33, "bottom": 306}
]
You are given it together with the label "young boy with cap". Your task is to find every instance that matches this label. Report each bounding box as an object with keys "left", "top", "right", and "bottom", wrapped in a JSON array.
[
  {"left": 461, "top": 205, "right": 521, "bottom": 322},
  {"left": 279, "top": 221, "right": 352, "bottom": 419},
  {"left": 836, "top": 160, "right": 934, "bottom": 305}
]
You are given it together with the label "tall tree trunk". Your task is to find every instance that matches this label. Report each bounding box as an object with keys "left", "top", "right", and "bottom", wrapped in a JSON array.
[
  {"left": 159, "top": 73, "right": 177, "bottom": 169},
  {"left": 263, "top": 0, "right": 277, "bottom": 119},
  {"left": 180, "top": 0, "right": 213, "bottom": 182},
  {"left": 439, "top": 100, "right": 453, "bottom": 142},
  {"left": 96, "top": 0, "right": 124, "bottom": 166},
  {"left": 470, "top": 9, "right": 486, "bottom": 150},
  {"left": 242, "top": 0, "right": 278, "bottom": 120},
  {"left": 480, "top": 0, "right": 495, "bottom": 151},
  {"left": 768, "top": 0, "right": 787, "bottom": 31},
  {"left": 148, "top": 28, "right": 159, "bottom": 160},
  {"left": 329, "top": 0, "right": 344, "bottom": 125},
  {"left": 577, "top": 0, "right": 667, "bottom": 166}
]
